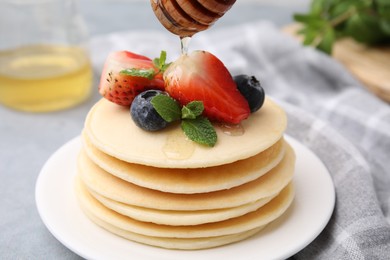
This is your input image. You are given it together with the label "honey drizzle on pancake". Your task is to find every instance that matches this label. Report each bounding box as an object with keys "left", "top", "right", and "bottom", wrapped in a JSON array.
[
  {"left": 218, "top": 123, "right": 245, "bottom": 136},
  {"left": 163, "top": 128, "right": 195, "bottom": 159}
]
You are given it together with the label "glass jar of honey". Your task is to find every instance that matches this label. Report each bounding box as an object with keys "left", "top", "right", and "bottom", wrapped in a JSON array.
[{"left": 0, "top": 0, "right": 93, "bottom": 112}]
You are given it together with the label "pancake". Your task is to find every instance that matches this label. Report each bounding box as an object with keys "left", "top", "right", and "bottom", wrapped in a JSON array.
[
  {"left": 90, "top": 189, "right": 276, "bottom": 226},
  {"left": 78, "top": 143, "right": 296, "bottom": 211},
  {"left": 84, "top": 97, "right": 287, "bottom": 168},
  {"left": 76, "top": 176, "right": 294, "bottom": 239},
  {"left": 79, "top": 207, "right": 265, "bottom": 250},
  {"left": 82, "top": 132, "right": 285, "bottom": 193}
]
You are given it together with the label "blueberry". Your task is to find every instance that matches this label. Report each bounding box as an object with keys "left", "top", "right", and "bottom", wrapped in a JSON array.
[
  {"left": 234, "top": 75, "right": 265, "bottom": 113},
  {"left": 130, "top": 90, "right": 168, "bottom": 131}
]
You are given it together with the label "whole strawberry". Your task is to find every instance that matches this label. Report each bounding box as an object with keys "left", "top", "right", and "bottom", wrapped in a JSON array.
[
  {"left": 164, "top": 51, "right": 250, "bottom": 124},
  {"left": 98, "top": 51, "right": 166, "bottom": 106}
]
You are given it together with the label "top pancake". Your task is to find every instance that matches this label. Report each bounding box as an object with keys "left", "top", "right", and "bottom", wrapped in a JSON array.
[{"left": 84, "top": 97, "right": 287, "bottom": 168}]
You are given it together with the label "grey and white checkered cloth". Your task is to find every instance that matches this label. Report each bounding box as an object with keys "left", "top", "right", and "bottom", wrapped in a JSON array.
[{"left": 90, "top": 21, "right": 390, "bottom": 259}]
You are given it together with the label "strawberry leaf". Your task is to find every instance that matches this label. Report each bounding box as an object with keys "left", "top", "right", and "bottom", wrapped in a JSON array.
[
  {"left": 182, "top": 101, "right": 204, "bottom": 119},
  {"left": 151, "top": 94, "right": 181, "bottom": 122},
  {"left": 120, "top": 68, "right": 156, "bottom": 80},
  {"left": 181, "top": 117, "right": 217, "bottom": 147}
]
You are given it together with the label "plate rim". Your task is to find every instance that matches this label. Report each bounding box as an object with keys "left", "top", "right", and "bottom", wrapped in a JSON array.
[{"left": 35, "top": 135, "right": 335, "bottom": 260}]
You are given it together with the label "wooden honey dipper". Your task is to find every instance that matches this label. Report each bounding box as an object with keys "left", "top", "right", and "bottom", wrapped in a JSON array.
[{"left": 150, "top": 0, "right": 236, "bottom": 38}]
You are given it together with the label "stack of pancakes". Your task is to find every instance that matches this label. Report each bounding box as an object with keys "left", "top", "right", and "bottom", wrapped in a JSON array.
[{"left": 76, "top": 97, "right": 296, "bottom": 250}]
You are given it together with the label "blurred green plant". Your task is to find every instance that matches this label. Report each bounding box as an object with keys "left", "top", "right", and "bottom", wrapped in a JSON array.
[{"left": 294, "top": 0, "right": 390, "bottom": 54}]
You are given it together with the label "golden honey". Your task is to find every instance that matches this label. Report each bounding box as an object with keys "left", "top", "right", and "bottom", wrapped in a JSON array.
[{"left": 0, "top": 44, "right": 92, "bottom": 112}]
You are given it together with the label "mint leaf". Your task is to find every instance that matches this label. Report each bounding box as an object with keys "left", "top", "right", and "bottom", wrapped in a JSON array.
[
  {"left": 151, "top": 94, "right": 181, "bottom": 122},
  {"left": 121, "top": 51, "right": 171, "bottom": 80},
  {"left": 181, "top": 117, "right": 217, "bottom": 147},
  {"left": 152, "top": 95, "right": 217, "bottom": 147},
  {"left": 345, "top": 13, "right": 387, "bottom": 45},
  {"left": 120, "top": 68, "right": 155, "bottom": 80},
  {"left": 182, "top": 101, "right": 204, "bottom": 119},
  {"left": 294, "top": 0, "right": 390, "bottom": 54},
  {"left": 380, "top": 19, "right": 390, "bottom": 35},
  {"left": 309, "top": 0, "right": 328, "bottom": 16},
  {"left": 317, "top": 26, "right": 335, "bottom": 54},
  {"left": 294, "top": 14, "right": 322, "bottom": 24},
  {"left": 153, "top": 50, "right": 171, "bottom": 72}
]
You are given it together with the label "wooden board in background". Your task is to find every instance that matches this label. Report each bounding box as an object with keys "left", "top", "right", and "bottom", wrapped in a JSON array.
[{"left": 283, "top": 23, "right": 390, "bottom": 103}]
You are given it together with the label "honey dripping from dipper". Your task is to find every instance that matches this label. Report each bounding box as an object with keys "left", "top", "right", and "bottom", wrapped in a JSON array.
[{"left": 151, "top": 0, "right": 236, "bottom": 53}]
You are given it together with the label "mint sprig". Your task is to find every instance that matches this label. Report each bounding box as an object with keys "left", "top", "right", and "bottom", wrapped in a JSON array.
[
  {"left": 294, "top": 0, "right": 390, "bottom": 54},
  {"left": 120, "top": 50, "right": 170, "bottom": 79},
  {"left": 151, "top": 94, "right": 217, "bottom": 147},
  {"left": 153, "top": 50, "right": 171, "bottom": 72}
]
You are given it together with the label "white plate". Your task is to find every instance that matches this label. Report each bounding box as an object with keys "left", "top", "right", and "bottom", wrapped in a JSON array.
[{"left": 35, "top": 135, "right": 335, "bottom": 260}]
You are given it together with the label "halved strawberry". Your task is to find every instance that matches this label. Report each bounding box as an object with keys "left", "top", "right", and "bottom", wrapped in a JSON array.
[
  {"left": 163, "top": 51, "right": 250, "bottom": 124},
  {"left": 98, "top": 51, "right": 165, "bottom": 106}
]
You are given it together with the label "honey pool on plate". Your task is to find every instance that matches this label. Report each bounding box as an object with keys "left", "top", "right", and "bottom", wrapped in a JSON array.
[{"left": 0, "top": 44, "right": 93, "bottom": 112}]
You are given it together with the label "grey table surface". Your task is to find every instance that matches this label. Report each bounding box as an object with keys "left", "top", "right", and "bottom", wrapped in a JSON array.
[{"left": 0, "top": 1, "right": 307, "bottom": 259}]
